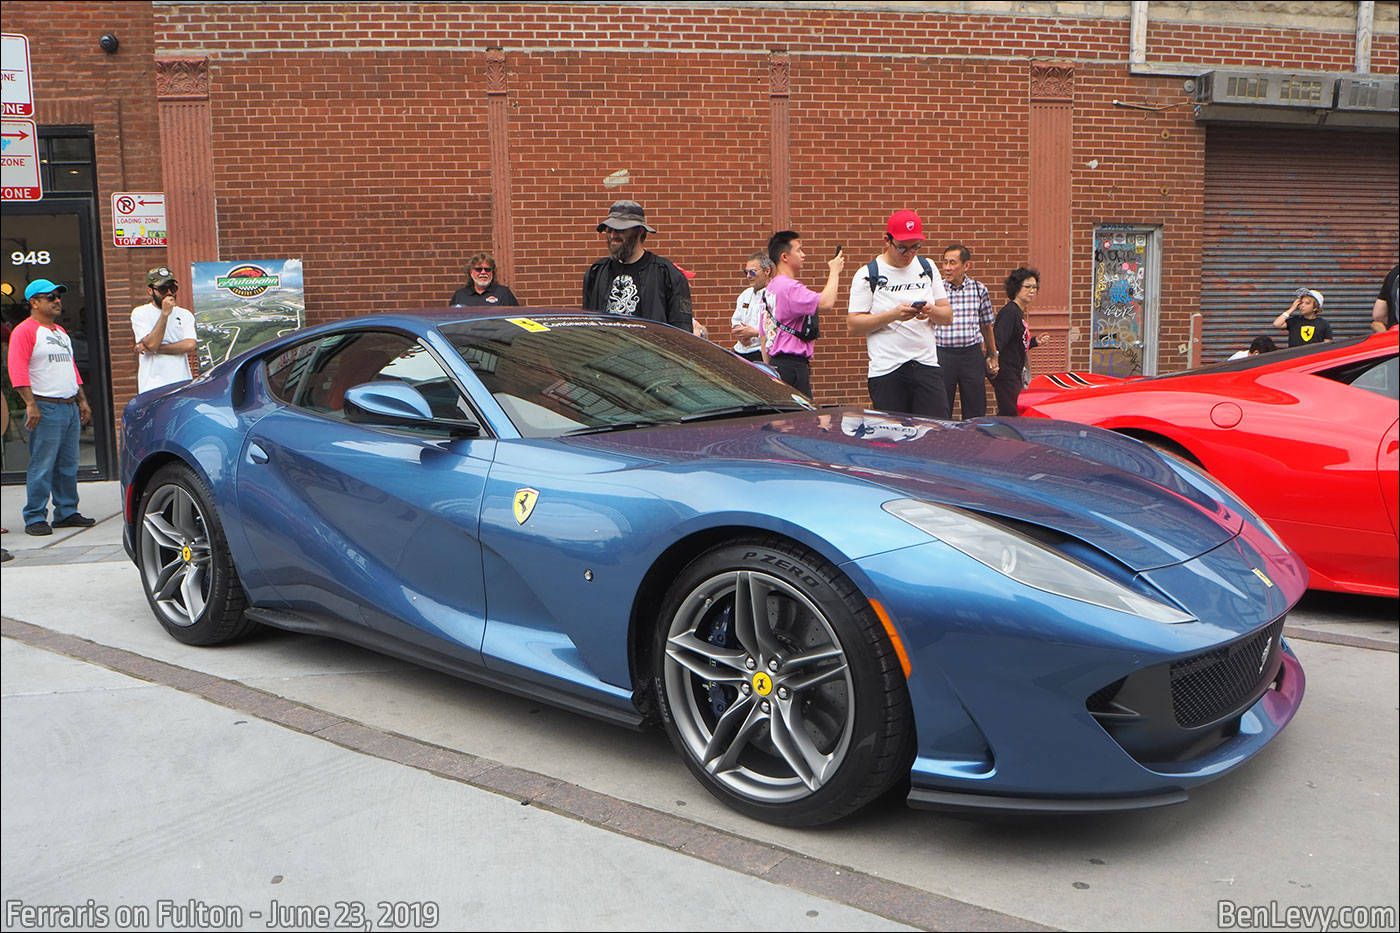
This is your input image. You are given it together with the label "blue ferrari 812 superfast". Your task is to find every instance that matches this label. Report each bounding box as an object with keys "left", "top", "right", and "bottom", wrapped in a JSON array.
[{"left": 121, "top": 310, "right": 1305, "bottom": 825}]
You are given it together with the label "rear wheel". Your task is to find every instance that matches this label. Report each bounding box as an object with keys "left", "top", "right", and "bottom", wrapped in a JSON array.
[
  {"left": 653, "top": 537, "right": 913, "bottom": 826},
  {"left": 136, "top": 463, "right": 257, "bottom": 645}
]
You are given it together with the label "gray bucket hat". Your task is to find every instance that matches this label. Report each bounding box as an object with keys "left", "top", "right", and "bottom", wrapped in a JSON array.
[{"left": 596, "top": 200, "right": 656, "bottom": 233}]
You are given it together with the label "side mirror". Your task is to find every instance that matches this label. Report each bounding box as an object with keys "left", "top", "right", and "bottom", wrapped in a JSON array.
[{"left": 343, "top": 382, "right": 480, "bottom": 436}]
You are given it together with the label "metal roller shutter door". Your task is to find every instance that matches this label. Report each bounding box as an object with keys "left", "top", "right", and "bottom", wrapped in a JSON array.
[{"left": 1201, "top": 126, "right": 1398, "bottom": 362}]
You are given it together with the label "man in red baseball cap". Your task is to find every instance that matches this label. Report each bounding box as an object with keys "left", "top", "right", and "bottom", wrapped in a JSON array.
[{"left": 846, "top": 210, "right": 954, "bottom": 418}]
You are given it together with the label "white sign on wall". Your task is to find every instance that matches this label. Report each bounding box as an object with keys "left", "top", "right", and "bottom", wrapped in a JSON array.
[
  {"left": 113, "top": 192, "right": 168, "bottom": 247},
  {"left": 1, "top": 34, "right": 35, "bottom": 118},
  {"left": 1, "top": 119, "right": 40, "bottom": 200}
]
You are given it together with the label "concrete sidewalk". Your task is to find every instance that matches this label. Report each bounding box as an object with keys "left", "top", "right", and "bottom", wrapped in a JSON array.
[
  {"left": 1, "top": 482, "right": 928, "bottom": 932},
  {"left": 2, "top": 479, "right": 126, "bottom": 566}
]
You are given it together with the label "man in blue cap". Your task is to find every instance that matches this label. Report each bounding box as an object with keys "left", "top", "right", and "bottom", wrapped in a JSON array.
[{"left": 6, "top": 278, "right": 95, "bottom": 535}]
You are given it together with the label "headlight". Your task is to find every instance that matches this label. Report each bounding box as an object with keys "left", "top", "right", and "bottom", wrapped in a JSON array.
[{"left": 882, "top": 498, "right": 1195, "bottom": 624}]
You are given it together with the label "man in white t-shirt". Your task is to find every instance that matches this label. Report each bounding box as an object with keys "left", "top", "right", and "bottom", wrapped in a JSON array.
[
  {"left": 847, "top": 210, "right": 954, "bottom": 418},
  {"left": 131, "top": 266, "right": 197, "bottom": 394},
  {"left": 730, "top": 251, "right": 772, "bottom": 362}
]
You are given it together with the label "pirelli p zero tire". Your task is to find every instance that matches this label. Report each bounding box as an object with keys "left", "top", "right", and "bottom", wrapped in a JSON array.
[
  {"left": 654, "top": 537, "right": 914, "bottom": 826},
  {"left": 136, "top": 463, "right": 257, "bottom": 646}
]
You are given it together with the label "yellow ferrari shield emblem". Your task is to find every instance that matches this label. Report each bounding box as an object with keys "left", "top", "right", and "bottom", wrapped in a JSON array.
[
  {"left": 181, "top": 545, "right": 193, "bottom": 563},
  {"left": 1299, "top": 325, "right": 1315, "bottom": 342},
  {"left": 752, "top": 672, "right": 774, "bottom": 696},
  {"left": 513, "top": 487, "right": 540, "bottom": 525}
]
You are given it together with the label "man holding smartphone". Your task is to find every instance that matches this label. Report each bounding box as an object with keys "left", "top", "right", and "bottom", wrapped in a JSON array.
[
  {"left": 847, "top": 210, "right": 954, "bottom": 418},
  {"left": 763, "top": 230, "right": 844, "bottom": 396}
]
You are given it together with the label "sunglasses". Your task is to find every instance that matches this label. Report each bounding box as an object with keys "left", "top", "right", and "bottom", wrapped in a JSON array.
[
  {"left": 743, "top": 269, "right": 759, "bottom": 278},
  {"left": 154, "top": 283, "right": 179, "bottom": 293},
  {"left": 471, "top": 266, "right": 494, "bottom": 273},
  {"left": 37, "top": 292, "right": 64, "bottom": 301},
  {"left": 891, "top": 241, "right": 923, "bottom": 254}
]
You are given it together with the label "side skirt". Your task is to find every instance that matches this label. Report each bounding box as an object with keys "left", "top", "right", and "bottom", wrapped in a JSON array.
[{"left": 244, "top": 607, "right": 646, "bottom": 731}]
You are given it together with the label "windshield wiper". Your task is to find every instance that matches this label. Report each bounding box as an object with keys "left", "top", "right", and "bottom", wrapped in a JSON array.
[
  {"left": 679, "top": 403, "right": 808, "bottom": 424},
  {"left": 562, "top": 418, "right": 679, "bottom": 436}
]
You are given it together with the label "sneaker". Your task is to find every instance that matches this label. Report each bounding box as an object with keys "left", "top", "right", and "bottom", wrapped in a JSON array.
[
  {"left": 52, "top": 513, "right": 96, "bottom": 528},
  {"left": 1, "top": 548, "right": 11, "bottom": 562},
  {"left": 25, "top": 521, "right": 53, "bottom": 536}
]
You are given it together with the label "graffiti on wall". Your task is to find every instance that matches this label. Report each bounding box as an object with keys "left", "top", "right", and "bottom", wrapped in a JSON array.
[{"left": 1090, "top": 227, "right": 1149, "bottom": 377}]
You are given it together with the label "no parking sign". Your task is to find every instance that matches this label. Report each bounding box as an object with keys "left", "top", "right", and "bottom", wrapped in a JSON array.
[{"left": 112, "top": 192, "right": 167, "bottom": 247}]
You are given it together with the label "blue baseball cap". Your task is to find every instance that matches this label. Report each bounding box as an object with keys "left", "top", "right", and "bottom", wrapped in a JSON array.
[{"left": 24, "top": 279, "right": 68, "bottom": 301}]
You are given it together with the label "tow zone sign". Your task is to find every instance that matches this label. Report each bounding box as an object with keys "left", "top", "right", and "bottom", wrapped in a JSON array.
[
  {"left": 113, "top": 192, "right": 169, "bottom": 247},
  {"left": 2, "top": 34, "right": 35, "bottom": 118},
  {"left": 1, "top": 119, "right": 40, "bottom": 200},
  {"left": 2, "top": 36, "right": 40, "bottom": 200}
]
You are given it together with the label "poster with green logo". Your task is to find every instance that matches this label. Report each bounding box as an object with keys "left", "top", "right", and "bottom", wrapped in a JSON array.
[{"left": 190, "top": 259, "right": 304, "bottom": 371}]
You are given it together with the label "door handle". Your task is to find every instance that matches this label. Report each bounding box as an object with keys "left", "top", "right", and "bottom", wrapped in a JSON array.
[{"left": 247, "top": 443, "right": 270, "bottom": 464}]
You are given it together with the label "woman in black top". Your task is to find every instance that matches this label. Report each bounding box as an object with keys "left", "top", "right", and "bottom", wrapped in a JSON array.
[{"left": 990, "top": 266, "right": 1051, "bottom": 416}]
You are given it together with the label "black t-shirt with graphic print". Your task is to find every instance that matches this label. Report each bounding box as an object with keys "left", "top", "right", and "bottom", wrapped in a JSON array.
[
  {"left": 1284, "top": 314, "right": 1333, "bottom": 347},
  {"left": 582, "top": 250, "right": 693, "bottom": 330}
]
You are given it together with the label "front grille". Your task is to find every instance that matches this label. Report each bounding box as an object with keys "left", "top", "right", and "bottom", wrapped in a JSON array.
[{"left": 1170, "top": 618, "right": 1285, "bottom": 728}]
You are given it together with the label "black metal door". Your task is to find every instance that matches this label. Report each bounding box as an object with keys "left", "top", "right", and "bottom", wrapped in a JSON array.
[{"left": 2, "top": 198, "right": 113, "bottom": 482}]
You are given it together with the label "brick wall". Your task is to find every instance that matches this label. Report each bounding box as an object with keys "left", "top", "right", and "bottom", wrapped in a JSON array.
[
  {"left": 205, "top": 50, "right": 493, "bottom": 321},
  {"left": 11, "top": 2, "right": 1396, "bottom": 438},
  {"left": 147, "top": 2, "right": 1394, "bottom": 408}
]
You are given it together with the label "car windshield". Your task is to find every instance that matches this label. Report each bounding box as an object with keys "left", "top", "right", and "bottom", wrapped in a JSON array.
[{"left": 437, "top": 315, "right": 814, "bottom": 437}]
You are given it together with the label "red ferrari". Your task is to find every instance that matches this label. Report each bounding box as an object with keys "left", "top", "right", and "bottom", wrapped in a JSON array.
[{"left": 1019, "top": 330, "right": 1398, "bottom": 598}]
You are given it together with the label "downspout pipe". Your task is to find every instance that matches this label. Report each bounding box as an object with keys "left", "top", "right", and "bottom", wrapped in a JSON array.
[{"left": 1356, "top": 1, "right": 1374, "bottom": 75}]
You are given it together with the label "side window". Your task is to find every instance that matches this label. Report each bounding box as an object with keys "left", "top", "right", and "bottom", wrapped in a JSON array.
[
  {"left": 264, "top": 337, "right": 322, "bottom": 404},
  {"left": 1320, "top": 353, "right": 1399, "bottom": 401},
  {"left": 1349, "top": 355, "right": 1398, "bottom": 400},
  {"left": 295, "top": 330, "right": 476, "bottom": 431}
]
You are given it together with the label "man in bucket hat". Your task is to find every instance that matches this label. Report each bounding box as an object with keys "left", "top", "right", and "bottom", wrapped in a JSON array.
[
  {"left": 132, "top": 266, "right": 197, "bottom": 394},
  {"left": 582, "top": 200, "right": 693, "bottom": 332},
  {"left": 6, "top": 279, "right": 95, "bottom": 535}
]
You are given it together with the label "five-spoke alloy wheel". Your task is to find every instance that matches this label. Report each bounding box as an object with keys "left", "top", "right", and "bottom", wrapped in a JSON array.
[
  {"left": 137, "top": 463, "right": 254, "bottom": 645},
  {"left": 655, "top": 538, "right": 912, "bottom": 826}
]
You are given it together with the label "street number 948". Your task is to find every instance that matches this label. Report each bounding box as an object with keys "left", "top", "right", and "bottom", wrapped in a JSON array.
[{"left": 11, "top": 251, "right": 51, "bottom": 265}]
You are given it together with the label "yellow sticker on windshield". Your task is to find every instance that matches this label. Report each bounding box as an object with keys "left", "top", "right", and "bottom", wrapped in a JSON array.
[{"left": 507, "top": 318, "right": 550, "bottom": 333}]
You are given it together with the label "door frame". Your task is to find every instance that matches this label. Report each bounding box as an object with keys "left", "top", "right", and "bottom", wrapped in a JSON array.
[{"left": 2, "top": 197, "right": 114, "bottom": 482}]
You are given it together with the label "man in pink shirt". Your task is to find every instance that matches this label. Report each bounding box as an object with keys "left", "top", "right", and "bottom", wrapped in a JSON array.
[
  {"left": 762, "top": 230, "right": 845, "bottom": 397},
  {"left": 7, "top": 278, "right": 94, "bottom": 535}
]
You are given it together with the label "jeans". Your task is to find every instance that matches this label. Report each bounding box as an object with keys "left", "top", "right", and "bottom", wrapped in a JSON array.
[{"left": 24, "top": 399, "right": 81, "bottom": 526}]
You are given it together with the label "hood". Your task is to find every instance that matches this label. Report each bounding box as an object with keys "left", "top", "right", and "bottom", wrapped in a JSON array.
[{"left": 564, "top": 409, "right": 1240, "bottom": 572}]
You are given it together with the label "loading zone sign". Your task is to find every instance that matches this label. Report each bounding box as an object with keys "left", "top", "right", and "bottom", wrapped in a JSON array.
[
  {"left": 113, "top": 192, "right": 168, "bottom": 247},
  {"left": 1, "top": 119, "right": 40, "bottom": 200}
]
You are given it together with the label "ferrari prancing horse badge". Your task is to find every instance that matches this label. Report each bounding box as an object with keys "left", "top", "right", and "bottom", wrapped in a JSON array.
[{"left": 514, "top": 487, "right": 540, "bottom": 524}]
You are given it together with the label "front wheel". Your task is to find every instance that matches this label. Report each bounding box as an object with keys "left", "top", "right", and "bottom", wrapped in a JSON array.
[
  {"left": 653, "top": 537, "right": 913, "bottom": 826},
  {"left": 136, "top": 463, "right": 257, "bottom": 646}
]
